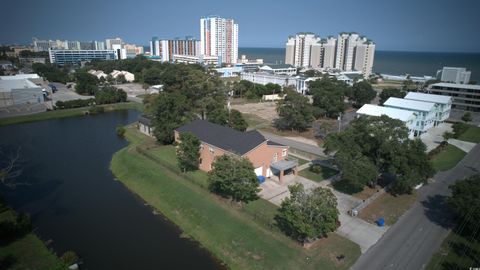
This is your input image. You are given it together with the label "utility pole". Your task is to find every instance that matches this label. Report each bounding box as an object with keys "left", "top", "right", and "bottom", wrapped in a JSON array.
[{"left": 338, "top": 112, "right": 342, "bottom": 132}]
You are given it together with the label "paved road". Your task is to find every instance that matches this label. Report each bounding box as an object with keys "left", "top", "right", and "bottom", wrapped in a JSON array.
[
  {"left": 351, "top": 144, "right": 480, "bottom": 270},
  {"left": 259, "top": 131, "right": 327, "bottom": 157}
]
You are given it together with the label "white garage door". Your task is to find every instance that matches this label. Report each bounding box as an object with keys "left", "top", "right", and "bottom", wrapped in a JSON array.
[{"left": 254, "top": 166, "right": 263, "bottom": 176}]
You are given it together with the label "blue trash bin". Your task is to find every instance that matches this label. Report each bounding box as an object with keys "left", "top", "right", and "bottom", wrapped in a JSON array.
[
  {"left": 257, "top": 175, "right": 265, "bottom": 184},
  {"left": 377, "top": 217, "right": 385, "bottom": 227}
]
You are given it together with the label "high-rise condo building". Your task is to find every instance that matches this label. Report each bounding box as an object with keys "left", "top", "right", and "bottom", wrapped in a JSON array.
[
  {"left": 200, "top": 15, "right": 238, "bottom": 64},
  {"left": 150, "top": 37, "right": 199, "bottom": 62},
  {"left": 285, "top": 33, "right": 320, "bottom": 67},
  {"left": 284, "top": 32, "right": 375, "bottom": 77},
  {"left": 310, "top": 37, "right": 336, "bottom": 69},
  {"left": 105, "top": 38, "right": 123, "bottom": 50}
]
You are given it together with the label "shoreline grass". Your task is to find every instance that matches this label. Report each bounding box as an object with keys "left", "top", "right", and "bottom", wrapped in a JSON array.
[
  {"left": 0, "top": 207, "right": 64, "bottom": 270},
  {"left": 0, "top": 102, "right": 143, "bottom": 126},
  {"left": 110, "top": 126, "right": 361, "bottom": 269}
]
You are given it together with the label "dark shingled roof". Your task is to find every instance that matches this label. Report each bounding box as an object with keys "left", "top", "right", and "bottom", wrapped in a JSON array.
[
  {"left": 138, "top": 115, "right": 152, "bottom": 125},
  {"left": 176, "top": 119, "right": 267, "bottom": 155}
]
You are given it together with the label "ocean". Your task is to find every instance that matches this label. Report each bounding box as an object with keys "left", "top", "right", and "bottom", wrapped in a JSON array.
[{"left": 238, "top": 48, "right": 480, "bottom": 82}]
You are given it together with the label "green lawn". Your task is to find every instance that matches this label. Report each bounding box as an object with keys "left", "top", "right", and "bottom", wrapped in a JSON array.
[
  {"left": 431, "top": 144, "right": 466, "bottom": 172},
  {"left": 243, "top": 113, "right": 271, "bottom": 129},
  {"left": 0, "top": 102, "right": 142, "bottom": 126},
  {"left": 0, "top": 208, "right": 64, "bottom": 270},
  {"left": 299, "top": 165, "right": 339, "bottom": 183},
  {"left": 111, "top": 127, "right": 361, "bottom": 270},
  {"left": 427, "top": 230, "right": 480, "bottom": 270},
  {"left": 457, "top": 124, "right": 480, "bottom": 143}
]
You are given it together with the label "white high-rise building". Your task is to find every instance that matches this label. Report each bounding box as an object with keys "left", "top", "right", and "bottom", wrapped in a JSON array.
[
  {"left": 285, "top": 33, "right": 321, "bottom": 67},
  {"left": 200, "top": 16, "right": 238, "bottom": 64},
  {"left": 284, "top": 32, "right": 375, "bottom": 77}
]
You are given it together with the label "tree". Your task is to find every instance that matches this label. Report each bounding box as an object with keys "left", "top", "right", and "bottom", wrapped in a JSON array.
[
  {"left": 325, "top": 115, "right": 432, "bottom": 194},
  {"left": 265, "top": 83, "right": 282, "bottom": 94},
  {"left": 309, "top": 77, "right": 351, "bottom": 118},
  {"left": 94, "top": 86, "right": 127, "bottom": 104},
  {"left": 335, "top": 150, "right": 379, "bottom": 193},
  {"left": 442, "top": 131, "right": 454, "bottom": 142},
  {"left": 147, "top": 92, "right": 195, "bottom": 144},
  {"left": 379, "top": 88, "right": 406, "bottom": 105},
  {"left": 274, "top": 90, "right": 314, "bottom": 132},
  {"left": 462, "top": 112, "right": 472, "bottom": 122},
  {"left": 116, "top": 74, "right": 127, "bottom": 84},
  {"left": 447, "top": 174, "right": 480, "bottom": 240},
  {"left": 176, "top": 132, "right": 201, "bottom": 172},
  {"left": 402, "top": 79, "right": 415, "bottom": 91},
  {"left": 228, "top": 109, "right": 248, "bottom": 131},
  {"left": 208, "top": 155, "right": 259, "bottom": 204},
  {"left": 275, "top": 183, "right": 339, "bottom": 243},
  {"left": 75, "top": 71, "right": 98, "bottom": 95},
  {"left": 351, "top": 81, "right": 377, "bottom": 107},
  {"left": 206, "top": 107, "right": 229, "bottom": 126}
]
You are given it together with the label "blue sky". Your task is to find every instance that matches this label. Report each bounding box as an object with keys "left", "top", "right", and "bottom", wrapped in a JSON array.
[{"left": 2, "top": 0, "right": 480, "bottom": 52}]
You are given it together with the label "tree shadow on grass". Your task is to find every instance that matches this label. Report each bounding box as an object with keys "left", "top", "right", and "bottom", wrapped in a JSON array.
[
  {"left": 421, "top": 194, "right": 455, "bottom": 229},
  {"left": 450, "top": 241, "right": 480, "bottom": 265},
  {"left": 332, "top": 180, "right": 363, "bottom": 195}
]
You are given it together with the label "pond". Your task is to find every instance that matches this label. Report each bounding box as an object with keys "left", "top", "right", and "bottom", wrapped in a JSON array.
[{"left": 0, "top": 110, "right": 222, "bottom": 270}]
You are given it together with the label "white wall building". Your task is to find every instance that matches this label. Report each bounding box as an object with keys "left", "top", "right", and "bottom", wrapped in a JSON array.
[
  {"left": 436, "top": 67, "right": 471, "bottom": 84},
  {"left": 258, "top": 64, "right": 297, "bottom": 76},
  {"left": 240, "top": 73, "right": 318, "bottom": 95},
  {"left": 88, "top": 70, "right": 108, "bottom": 79},
  {"left": 0, "top": 78, "right": 44, "bottom": 107},
  {"left": 384, "top": 97, "right": 436, "bottom": 136},
  {"left": 404, "top": 92, "right": 452, "bottom": 125},
  {"left": 105, "top": 38, "right": 123, "bottom": 50},
  {"left": 110, "top": 70, "right": 135, "bottom": 82},
  {"left": 200, "top": 16, "right": 238, "bottom": 64},
  {"left": 357, "top": 104, "right": 416, "bottom": 139},
  {"left": 172, "top": 54, "right": 219, "bottom": 66}
]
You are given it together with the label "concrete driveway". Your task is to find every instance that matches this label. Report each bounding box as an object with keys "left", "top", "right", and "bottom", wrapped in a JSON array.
[
  {"left": 420, "top": 123, "right": 452, "bottom": 152},
  {"left": 259, "top": 175, "right": 388, "bottom": 253}
]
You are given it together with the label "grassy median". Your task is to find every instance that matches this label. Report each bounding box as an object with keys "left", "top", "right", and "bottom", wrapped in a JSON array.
[
  {"left": 0, "top": 102, "right": 142, "bottom": 126},
  {"left": 110, "top": 127, "right": 361, "bottom": 270}
]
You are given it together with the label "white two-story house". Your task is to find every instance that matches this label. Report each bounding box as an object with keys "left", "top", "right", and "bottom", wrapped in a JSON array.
[
  {"left": 356, "top": 104, "right": 416, "bottom": 139},
  {"left": 404, "top": 92, "right": 452, "bottom": 126},
  {"left": 383, "top": 97, "right": 436, "bottom": 136}
]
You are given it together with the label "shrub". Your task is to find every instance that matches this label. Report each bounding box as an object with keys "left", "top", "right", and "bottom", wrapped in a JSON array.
[
  {"left": 55, "top": 98, "right": 95, "bottom": 109},
  {"left": 116, "top": 126, "right": 126, "bottom": 138},
  {"left": 310, "top": 164, "right": 323, "bottom": 174},
  {"left": 88, "top": 106, "right": 105, "bottom": 115},
  {"left": 452, "top": 122, "right": 468, "bottom": 138}
]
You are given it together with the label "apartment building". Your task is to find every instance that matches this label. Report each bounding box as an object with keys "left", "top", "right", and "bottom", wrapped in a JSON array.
[
  {"left": 285, "top": 33, "right": 320, "bottom": 67},
  {"left": 200, "top": 16, "right": 238, "bottom": 64},
  {"left": 428, "top": 82, "right": 480, "bottom": 112},
  {"left": 310, "top": 37, "right": 336, "bottom": 69}
]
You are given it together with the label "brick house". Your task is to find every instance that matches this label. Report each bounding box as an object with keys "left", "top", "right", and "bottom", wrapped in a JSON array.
[{"left": 175, "top": 119, "right": 297, "bottom": 183}]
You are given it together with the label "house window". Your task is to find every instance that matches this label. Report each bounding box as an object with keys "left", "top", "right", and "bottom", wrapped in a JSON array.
[
  {"left": 282, "top": 149, "right": 287, "bottom": 157},
  {"left": 273, "top": 153, "right": 278, "bottom": 162}
]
